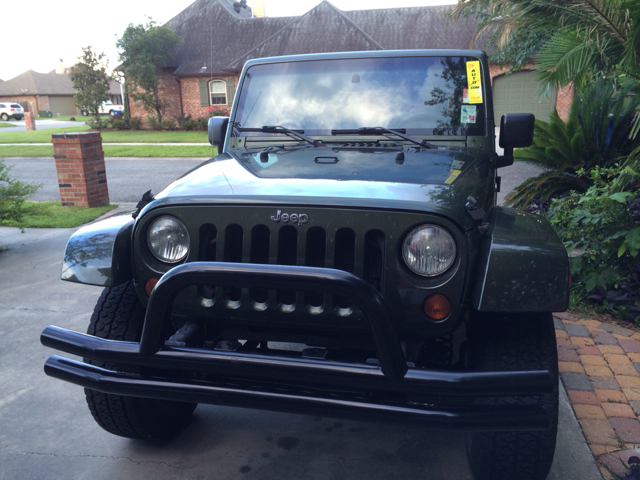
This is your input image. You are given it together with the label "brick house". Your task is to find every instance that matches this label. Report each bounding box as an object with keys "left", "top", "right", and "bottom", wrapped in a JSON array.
[
  {"left": 0, "top": 69, "right": 122, "bottom": 117},
  {"left": 128, "top": 0, "right": 573, "bottom": 125}
]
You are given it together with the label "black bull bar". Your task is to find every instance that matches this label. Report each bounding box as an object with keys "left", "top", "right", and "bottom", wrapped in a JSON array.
[{"left": 41, "top": 262, "right": 555, "bottom": 431}]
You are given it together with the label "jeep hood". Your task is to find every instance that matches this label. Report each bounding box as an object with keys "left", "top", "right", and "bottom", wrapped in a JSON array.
[{"left": 150, "top": 147, "right": 495, "bottom": 231}]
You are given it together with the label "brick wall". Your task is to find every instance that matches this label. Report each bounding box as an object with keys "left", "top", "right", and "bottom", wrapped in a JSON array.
[
  {"left": 37, "top": 96, "right": 51, "bottom": 111},
  {"left": 128, "top": 69, "right": 183, "bottom": 126},
  {"left": 555, "top": 84, "right": 574, "bottom": 121},
  {"left": 488, "top": 62, "right": 574, "bottom": 121},
  {"left": 51, "top": 132, "right": 109, "bottom": 208},
  {"left": 180, "top": 76, "right": 237, "bottom": 119},
  {"left": 128, "top": 73, "right": 238, "bottom": 126}
]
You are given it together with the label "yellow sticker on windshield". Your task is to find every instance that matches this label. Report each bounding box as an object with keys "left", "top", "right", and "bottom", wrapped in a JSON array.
[
  {"left": 445, "top": 169, "right": 462, "bottom": 184},
  {"left": 466, "top": 61, "right": 483, "bottom": 104}
]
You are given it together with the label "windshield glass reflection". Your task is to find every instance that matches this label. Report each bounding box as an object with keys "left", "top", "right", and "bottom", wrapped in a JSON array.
[{"left": 233, "top": 56, "right": 485, "bottom": 137}]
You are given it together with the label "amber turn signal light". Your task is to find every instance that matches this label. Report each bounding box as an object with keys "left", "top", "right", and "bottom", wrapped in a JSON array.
[
  {"left": 423, "top": 294, "right": 451, "bottom": 320},
  {"left": 145, "top": 277, "right": 159, "bottom": 297}
]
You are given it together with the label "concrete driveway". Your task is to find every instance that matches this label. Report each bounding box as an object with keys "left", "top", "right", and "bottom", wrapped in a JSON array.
[{"left": 0, "top": 228, "right": 599, "bottom": 479}]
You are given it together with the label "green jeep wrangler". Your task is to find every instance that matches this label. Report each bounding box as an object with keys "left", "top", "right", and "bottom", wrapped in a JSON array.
[{"left": 42, "top": 50, "right": 569, "bottom": 480}]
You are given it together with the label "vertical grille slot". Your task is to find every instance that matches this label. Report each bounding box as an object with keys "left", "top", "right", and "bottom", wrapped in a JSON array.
[
  {"left": 198, "top": 224, "right": 218, "bottom": 305},
  {"left": 277, "top": 226, "right": 298, "bottom": 306},
  {"left": 199, "top": 224, "right": 218, "bottom": 261},
  {"left": 250, "top": 225, "right": 270, "bottom": 304},
  {"left": 334, "top": 228, "right": 356, "bottom": 310},
  {"left": 364, "top": 230, "right": 385, "bottom": 293},
  {"left": 305, "top": 227, "right": 326, "bottom": 307},
  {"left": 224, "top": 224, "right": 243, "bottom": 302}
]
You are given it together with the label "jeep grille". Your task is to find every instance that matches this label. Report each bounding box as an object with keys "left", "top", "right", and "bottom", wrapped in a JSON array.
[{"left": 198, "top": 222, "right": 386, "bottom": 317}]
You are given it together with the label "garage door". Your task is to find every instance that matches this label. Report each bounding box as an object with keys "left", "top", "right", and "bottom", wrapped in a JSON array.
[
  {"left": 48, "top": 96, "right": 79, "bottom": 116},
  {"left": 492, "top": 70, "right": 557, "bottom": 124}
]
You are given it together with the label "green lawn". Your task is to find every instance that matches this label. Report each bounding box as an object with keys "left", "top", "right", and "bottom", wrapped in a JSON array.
[
  {"left": 101, "top": 130, "right": 208, "bottom": 143},
  {"left": 0, "top": 122, "right": 14, "bottom": 128},
  {"left": 0, "top": 144, "right": 216, "bottom": 157},
  {"left": 0, "top": 126, "right": 209, "bottom": 144},
  {"left": 1, "top": 202, "right": 117, "bottom": 228},
  {"left": 0, "top": 126, "right": 90, "bottom": 142}
]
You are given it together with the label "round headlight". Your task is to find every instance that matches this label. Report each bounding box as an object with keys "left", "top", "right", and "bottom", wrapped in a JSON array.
[
  {"left": 402, "top": 225, "right": 456, "bottom": 276},
  {"left": 147, "top": 216, "right": 190, "bottom": 263}
]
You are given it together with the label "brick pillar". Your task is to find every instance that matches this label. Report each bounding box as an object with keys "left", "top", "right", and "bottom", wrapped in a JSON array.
[
  {"left": 51, "top": 132, "right": 109, "bottom": 207},
  {"left": 24, "top": 112, "right": 36, "bottom": 131}
]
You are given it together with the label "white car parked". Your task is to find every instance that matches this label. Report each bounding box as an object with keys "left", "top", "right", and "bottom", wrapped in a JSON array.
[
  {"left": 80, "top": 101, "right": 124, "bottom": 117},
  {"left": 0, "top": 102, "right": 24, "bottom": 121}
]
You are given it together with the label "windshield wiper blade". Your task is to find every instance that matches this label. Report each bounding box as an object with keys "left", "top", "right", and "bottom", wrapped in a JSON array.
[
  {"left": 238, "top": 126, "right": 322, "bottom": 146},
  {"left": 331, "top": 126, "right": 437, "bottom": 150}
]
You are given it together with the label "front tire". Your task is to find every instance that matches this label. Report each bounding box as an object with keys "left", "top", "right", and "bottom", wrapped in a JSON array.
[
  {"left": 84, "top": 281, "right": 197, "bottom": 441},
  {"left": 465, "top": 312, "right": 558, "bottom": 480}
]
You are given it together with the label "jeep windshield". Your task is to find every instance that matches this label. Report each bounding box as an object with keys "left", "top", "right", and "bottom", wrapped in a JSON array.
[{"left": 233, "top": 55, "right": 486, "bottom": 139}]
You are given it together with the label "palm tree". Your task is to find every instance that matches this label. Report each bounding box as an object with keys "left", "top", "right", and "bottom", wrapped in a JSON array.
[{"left": 452, "top": 0, "right": 640, "bottom": 95}]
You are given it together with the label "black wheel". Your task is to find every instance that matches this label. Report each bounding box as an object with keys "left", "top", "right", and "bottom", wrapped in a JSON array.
[
  {"left": 1, "top": 113, "right": 8, "bottom": 121},
  {"left": 465, "top": 312, "right": 558, "bottom": 480},
  {"left": 84, "top": 280, "right": 197, "bottom": 441},
  {"left": 109, "top": 110, "right": 115, "bottom": 117},
  {"left": 15, "top": 116, "right": 23, "bottom": 121},
  {"left": 81, "top": 110, "right": 89, "bottom": 116}
]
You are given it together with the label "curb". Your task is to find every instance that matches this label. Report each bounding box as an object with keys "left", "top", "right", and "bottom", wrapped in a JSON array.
[{"left": 555, "top": 311, "right": 640, "bottom": 478}]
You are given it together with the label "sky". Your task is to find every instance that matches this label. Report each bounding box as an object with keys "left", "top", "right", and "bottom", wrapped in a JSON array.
[{"left": 1, "top": 0, "right": 456, "bottom": 82}]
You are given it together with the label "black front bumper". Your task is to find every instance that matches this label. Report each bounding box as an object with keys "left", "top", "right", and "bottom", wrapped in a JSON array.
[{"left": 42, "top": 262, "right": 555, "bottom": 431}]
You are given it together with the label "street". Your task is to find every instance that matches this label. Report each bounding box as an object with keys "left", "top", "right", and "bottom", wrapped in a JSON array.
[{"left": 3, "top": 155, "right": 540, "bottom": 205}]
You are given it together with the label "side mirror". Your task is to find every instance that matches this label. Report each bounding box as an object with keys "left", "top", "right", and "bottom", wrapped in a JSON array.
[
  {"left": 496, "top": 113, "right": 535, "bottom": 168},
  {"left": 208, "top": 116, "right": 229, "bottom": 148}
]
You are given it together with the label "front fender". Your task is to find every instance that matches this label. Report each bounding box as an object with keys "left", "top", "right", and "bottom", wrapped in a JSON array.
[
  {"left": 61, "top": 210, "right": 134, "bottom": 286},
  {"left": 472, "top": 207, "right": 569, "bottom": 312}
]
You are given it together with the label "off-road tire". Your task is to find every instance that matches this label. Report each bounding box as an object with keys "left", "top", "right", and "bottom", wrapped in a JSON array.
[
  {"left": 465, "top": 312, "right": 558, "bottom": 480},
  {"left": 84, "top": 280, "right": 197, "bottom": 441}
]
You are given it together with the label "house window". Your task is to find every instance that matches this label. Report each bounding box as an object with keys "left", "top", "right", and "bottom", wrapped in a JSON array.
[{"left": 209, "top": 80, "right": 227, "bottom": 105}]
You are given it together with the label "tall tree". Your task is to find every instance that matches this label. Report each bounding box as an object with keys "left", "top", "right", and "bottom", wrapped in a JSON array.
[
  {"left": 69, "top": 47, "right": 113, "bottom": 123},
  {"left": 116, "top": 21, "right": 182, "bottom": 123},
  {"left": 452, "top": 0, "right": 640, "bottom": 95}
]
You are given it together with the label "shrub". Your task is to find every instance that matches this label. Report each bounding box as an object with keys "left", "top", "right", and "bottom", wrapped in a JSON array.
[
  {"left": 179, "top": 115, "right": 198, "bottom": 131},
  {"left": 197, "top": 117, "right": 209, "bottom": 130},
  {"left": 505, "top": 77, "right": 640, "bottom": 209},
  {"left": 111, "top": 119, "right": 126, "bottom": 130},
  {"left": 86, "top": 117, "right": 108, "bottom": 130},
  {"left": 207, "top": 105, "right": 230, "bottom": 117},
  {"left": 0, "top": 159, "right": 41, "bottom": 231},
  {"left": 161, "top": 118, "right": 177, "bottom": 130},
  {"left": 549, "top": 164, "right": 640, "bottom": 323},
  {"left": 147, "top": 116, "right": 161, "bottom": 130},
  {"left": 129, "top": 117, "right": 142, "bottom": 130}
]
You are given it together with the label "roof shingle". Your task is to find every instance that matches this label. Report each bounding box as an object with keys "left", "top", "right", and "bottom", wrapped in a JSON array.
[{"left": 165, "top": 0, "right": 486, "bottom": 76}]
